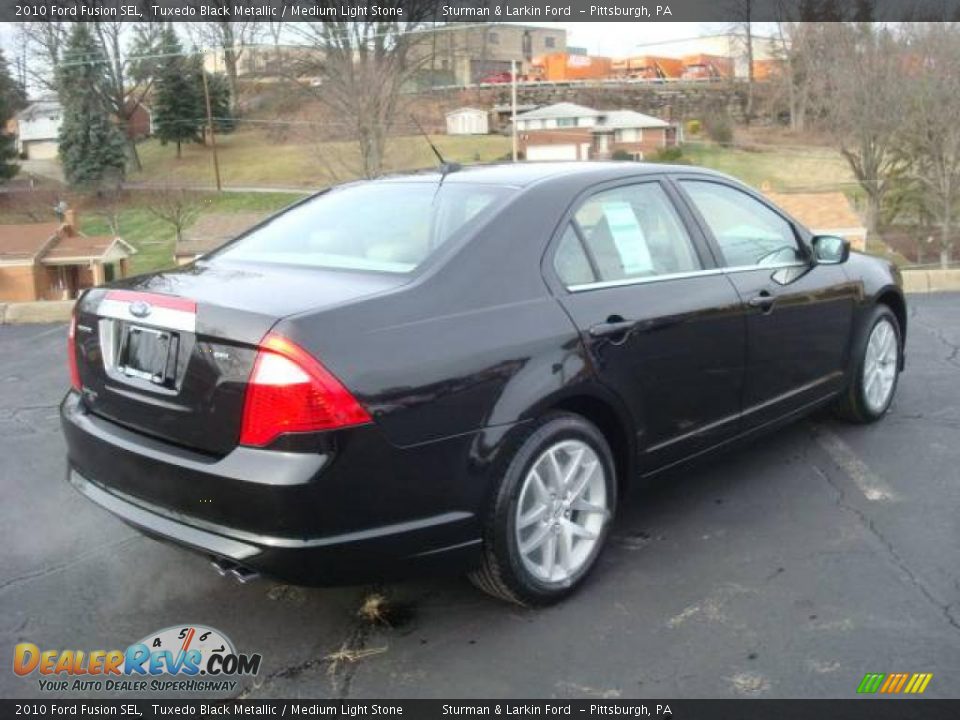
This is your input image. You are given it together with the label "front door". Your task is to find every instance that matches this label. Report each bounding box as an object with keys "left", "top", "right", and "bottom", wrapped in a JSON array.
[
  {"left": 675, "top": 178, "right": 857, "bottom": 426},
  {"left": 550, "top": 178, "right": 747, "bottom": 471}
]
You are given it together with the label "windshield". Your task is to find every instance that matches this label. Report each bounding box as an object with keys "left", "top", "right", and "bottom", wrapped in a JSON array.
[{"left": 213, "top": 182, "right": 509, "bottom": 273}]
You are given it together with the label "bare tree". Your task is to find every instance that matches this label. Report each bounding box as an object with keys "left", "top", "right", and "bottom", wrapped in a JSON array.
[
  {"left": 825, "top": 24, "right": 908, "bottom": 241},
  {"left": 93, "top": 22, "right": 165, "bottom": 172},
  {"left": 728, "top": 0, "right": 755, "bottom": 124},
  {"left": 900, "top": 23, "right": 960, "bottom": 267},
  {"left": 15, "top": 22, "right": 68, "bottom": 93},
  {"left": 288, "top": 2, "right": 440, "bottom": 178},
  {"left": 187, "top": 6, "right": 265, "bottom": 113},
  {"left": 144, "top": 188, "right": 204, "bottom": 242}
]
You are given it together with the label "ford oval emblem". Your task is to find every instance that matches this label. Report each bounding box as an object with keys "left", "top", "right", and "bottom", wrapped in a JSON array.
[{"left": 129, "top": 300, "right": 152, "bottom": 318}]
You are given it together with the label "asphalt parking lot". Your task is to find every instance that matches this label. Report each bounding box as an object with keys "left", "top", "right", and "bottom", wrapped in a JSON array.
[{"left": 2, "top": 293, "right": 959, "bottom": 700}]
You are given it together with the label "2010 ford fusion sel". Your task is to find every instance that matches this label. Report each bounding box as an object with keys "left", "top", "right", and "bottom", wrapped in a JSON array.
[{"left": 62, "top": 163, "right": 906, "bottom": 605}]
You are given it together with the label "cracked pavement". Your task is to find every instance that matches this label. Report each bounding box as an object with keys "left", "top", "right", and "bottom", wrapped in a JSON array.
[{"left": 1, "top": 293, "right": 959, "bottom": 699}]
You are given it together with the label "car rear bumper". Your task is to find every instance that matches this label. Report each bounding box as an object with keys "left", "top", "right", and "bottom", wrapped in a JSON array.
[{"left": 60, "top": 392, "right": 484, "bottom": 585}]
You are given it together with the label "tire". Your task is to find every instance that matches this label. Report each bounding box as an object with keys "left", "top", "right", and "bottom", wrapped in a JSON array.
[
  {"left": 834, "top": 304, "right": 902, "bottom": 424},
  {"left": 469, "top": 412, "right": 617, "bottom": 606}
]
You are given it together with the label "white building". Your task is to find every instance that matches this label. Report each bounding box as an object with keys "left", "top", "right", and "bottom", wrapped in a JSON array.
[
  {"left": 445, "top": 107, "right": 489, "bottom": 135},
  {"left": 15, "top": 99, "right": 63, "bottom": 160}
]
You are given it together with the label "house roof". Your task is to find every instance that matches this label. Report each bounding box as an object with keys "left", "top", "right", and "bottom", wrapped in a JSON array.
[
  {"left": 16, "top": 99, "right": 62, "bottom": 122},
  {"left": 0, "top": 221, "right": 135, "bottom": 265},
  {"left": 516, "top": 103, "right": 601, "bottom": 120},
  {"left": 446, "top": 107, "right": 486, "bottom": 116},
  {"left": 594, "top": 109, "right": 670, "bottom": 131},
  {"left": 0, "top": 223, "right": 60, "bottom": 262},
  {"left": 42, "top": 233, "right": 136, "bottom": 265},
  {"left": 176, "top": 213, "right": 268, "bottom": 258},
  {"left": 764, "top": 191, "right": 865, "bottom": 234}
]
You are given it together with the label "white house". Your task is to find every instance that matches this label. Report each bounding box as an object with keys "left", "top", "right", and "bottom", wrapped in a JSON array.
[
  {"left": 15, "top": 99, "right": 63, "bottom": 160},
  {"left": 516, "top": 103, "right": 677, "bottom": 161},
  {"left": 445, "top": 107, "right": 489, "bottom": 135}
]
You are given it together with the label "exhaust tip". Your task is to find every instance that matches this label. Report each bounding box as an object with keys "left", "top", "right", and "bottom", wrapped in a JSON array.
[
  {"left": 210, "top": 557, "right": 238, "bottom": 577},
  {"left": 230, "top": 566, "right": 260, "bottom": 584}
]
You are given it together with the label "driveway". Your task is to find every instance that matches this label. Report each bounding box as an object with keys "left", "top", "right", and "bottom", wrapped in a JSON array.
[{"left": 2, "top": 294, "right": 958, "bottom": 699}]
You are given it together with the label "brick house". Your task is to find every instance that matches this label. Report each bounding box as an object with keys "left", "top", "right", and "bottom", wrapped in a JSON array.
[
  {"left": 516, "top": 103, "right": 678, "bottom": 161},
  {"left": 0, "top": 212, "right": 136, "bottom": 302}
]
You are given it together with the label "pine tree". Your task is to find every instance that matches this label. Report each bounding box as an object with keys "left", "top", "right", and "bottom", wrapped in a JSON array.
[
  {"left": 152, "top": 26, "right": 204, "bottom": 158},
  {"left": 206, "top": 72, "right": 235, "bottom": 134},
  {"left": 57, "top": 25, "right": 126, "bottom": 190},
  {"left": 0, "top": 50, "right": 23, "bottom": 182}
]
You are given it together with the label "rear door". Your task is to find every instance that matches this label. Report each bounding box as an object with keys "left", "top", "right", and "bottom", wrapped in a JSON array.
[
  {"left": 548, "top": 177, "right": 747, "bottom": 471},
  {"left": 674, "top": 178, "right": 856, "bottom": 426}
]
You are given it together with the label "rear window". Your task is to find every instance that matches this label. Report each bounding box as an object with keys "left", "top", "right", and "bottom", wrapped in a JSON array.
[{"left": 213, "top": 182, "right": 508, "bottom": 273}]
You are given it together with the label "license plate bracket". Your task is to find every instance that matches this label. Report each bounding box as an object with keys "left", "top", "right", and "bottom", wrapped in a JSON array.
[{"left": 118, "top": 325, "right": 176, "bottom": 385}]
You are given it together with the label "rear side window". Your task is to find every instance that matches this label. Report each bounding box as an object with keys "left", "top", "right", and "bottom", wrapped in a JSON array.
[
  {"left": 554, "top": 182, "right": 701, "bottom": 287},
  {"left": 214, "top": 182, "right": 508, "bottom": 273},
  {"left": 679, "top": 180, "right": 801, "bottom": 268}
]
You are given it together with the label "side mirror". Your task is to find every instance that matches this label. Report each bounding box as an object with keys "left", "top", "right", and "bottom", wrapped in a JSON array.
[{"left": 812, "top": 235, "right": 850, "bottom": 265}]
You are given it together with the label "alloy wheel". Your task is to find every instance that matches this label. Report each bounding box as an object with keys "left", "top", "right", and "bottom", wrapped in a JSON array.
[
  {"left": 863, "top": 318, "right": 898, "bottom": 414},
  {"left": 515, "top": 439, "right": 609, "bottom": 584}
]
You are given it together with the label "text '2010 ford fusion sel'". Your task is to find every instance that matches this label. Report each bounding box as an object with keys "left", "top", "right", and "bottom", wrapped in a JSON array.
[{"left": 62, "top": 162, "right": 906, "bottom": 605}]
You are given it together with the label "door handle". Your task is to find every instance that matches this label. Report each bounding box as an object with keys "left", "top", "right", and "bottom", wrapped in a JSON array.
[
  {"left": 589, "top": 316, "right": 635, "bottom": 338},
  {"left": 747, "top": 291, "right": 775, "bottom": 311}
]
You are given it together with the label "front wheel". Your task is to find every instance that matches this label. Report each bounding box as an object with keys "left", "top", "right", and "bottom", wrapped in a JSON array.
[
  {"left": 469, "top": 413, "right": 617, "bottom": 606},
  {"left": 835, "top": 305, "right": 902, "bottom": 423}
]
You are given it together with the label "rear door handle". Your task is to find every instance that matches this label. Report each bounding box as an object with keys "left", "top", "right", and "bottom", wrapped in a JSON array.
[
  {"left": 747, "top": 291, "right": 775, "bottom": 311},
  {"left": 589, "top": 316, "right": 635, "bottom": 338}
]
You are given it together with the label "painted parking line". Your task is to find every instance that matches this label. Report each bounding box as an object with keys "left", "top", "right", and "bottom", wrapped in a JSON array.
[{"left": 813, "top": 425, "right": 897, "bottom": 502}]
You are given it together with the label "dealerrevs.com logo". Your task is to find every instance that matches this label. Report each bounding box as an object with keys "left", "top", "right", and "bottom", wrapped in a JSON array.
[{"left": 13, "top": 624, "right": 261, "bottom": 693}]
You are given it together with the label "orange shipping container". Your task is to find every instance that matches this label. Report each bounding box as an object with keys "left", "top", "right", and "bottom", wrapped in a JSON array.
[
  {"left": 681, "top": 54, "right": 734, "bottom": 80},
  {"left": 532, "top": 53, "right": 613, "bottom": 81}
]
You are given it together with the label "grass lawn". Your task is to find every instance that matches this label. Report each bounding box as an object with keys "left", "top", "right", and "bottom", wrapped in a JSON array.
[
  {"left": 79, "top": 191, "right": 305, "bottom": 275},
  {"left": 681, "top": 141, "right": 856, "bottom": 192},
  {"left": 132, "top": 132, "right": 512, "bottom": 188}
]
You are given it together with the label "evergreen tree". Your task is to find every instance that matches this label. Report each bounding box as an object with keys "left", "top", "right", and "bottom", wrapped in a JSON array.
[
  {"left": 206, "top": 72, "right": 235, "bottom": 134},
  {"left": 0, "top": 50, "right": 23, "bottom": 182},
  {"left": 57, "top": 25, "right": 126, "bottom": 190},
  {"left": 152, "top": 26, "right": 204, "bottom": 157}
]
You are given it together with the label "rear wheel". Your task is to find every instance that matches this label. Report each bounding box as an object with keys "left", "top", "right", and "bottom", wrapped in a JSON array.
[
  {"left": 469, "top": 413, "right": 616, "bottom": 606},
  {"left": 835, "top": 305, "right": 902, "bottom": 423}
]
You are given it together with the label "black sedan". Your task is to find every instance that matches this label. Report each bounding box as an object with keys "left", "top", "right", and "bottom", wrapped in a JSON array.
[{"left": 62, "top": 163, "right": 906, "bottom": 605}]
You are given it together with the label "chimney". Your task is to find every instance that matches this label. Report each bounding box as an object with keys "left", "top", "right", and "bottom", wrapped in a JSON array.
[{"left": 62, "top": 208, "right": 77, "bottom": 236}]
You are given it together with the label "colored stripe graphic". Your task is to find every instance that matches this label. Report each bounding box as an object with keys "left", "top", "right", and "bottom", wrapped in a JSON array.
[
  {"left": 857, "top": 672, "right": 932, "bottom": 694},
  {"left": 857, "top": 673, "right": 885, "bottom": 693}
]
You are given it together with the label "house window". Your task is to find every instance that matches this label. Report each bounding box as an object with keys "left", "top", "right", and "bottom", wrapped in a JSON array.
[
  {"left": 545, "top": 36, "right": 556, "bottom": 49},
  {"left": 557, "top": 118, "right": 577, "bottom": 128},
  {"left": 488, "top": 32, "right": 499, "bottom": 45}
]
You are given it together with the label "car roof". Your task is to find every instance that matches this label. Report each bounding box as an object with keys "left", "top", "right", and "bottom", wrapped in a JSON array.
[{"left": 376, "top": 161, "right": 728, "bottom": 188}]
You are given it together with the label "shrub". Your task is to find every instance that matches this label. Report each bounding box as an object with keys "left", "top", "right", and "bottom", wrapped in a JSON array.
[
  {"left": 686, "top": 119, "right": 702, "bottom": 135},
  {"left": 650, "top": 146, "right": 687, "bottom": 164},
  {"left": 703, "top": 113, "right": 733, "bottom": 146},
  {"left": 611, "top": 149, "right": 634, "bottom": 161}
]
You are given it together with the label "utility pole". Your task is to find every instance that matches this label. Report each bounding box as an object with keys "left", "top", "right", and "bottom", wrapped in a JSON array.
[
  {"left": 511, "top": 59, "right": 518, "bottom": 162},
  {"left": 200, "top": 69, "right": 222, "bottom": 192}
]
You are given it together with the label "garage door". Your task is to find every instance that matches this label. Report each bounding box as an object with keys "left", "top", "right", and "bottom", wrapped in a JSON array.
[
  {"left": 25, "top": 141, "right": 59, "bottom": 160},
  {"left": 526, "top": 144, "right": 578, "bottom": 161}
]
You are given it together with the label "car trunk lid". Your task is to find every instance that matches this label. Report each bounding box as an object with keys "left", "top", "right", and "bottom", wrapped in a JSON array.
[{"left": 73, "top": 261, "right": 404, "bottom": 455}]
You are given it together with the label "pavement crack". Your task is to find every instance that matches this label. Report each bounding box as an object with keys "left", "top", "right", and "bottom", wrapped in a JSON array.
[
  {"left": 809, "top": 459, "right": 960, "bottom": 636},
  {"left": 236, "top": 586, "right": 382, "bottom": 701},
  {"left": 0, "top": 536, "right": 140, "bottom": 594},
  {"left": 912, "top": 314, "right": 960, "bottom": 369}
]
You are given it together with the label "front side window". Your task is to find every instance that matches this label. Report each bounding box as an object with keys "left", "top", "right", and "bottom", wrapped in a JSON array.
[
  {"left": 214, "top": 182, "right": 508, "bottom": 273},
  {"left": 680, "top": 180, "right": 801, "bottom": 268},
  {"left": 554, "top": 182, "right": 701, "bottom": 286}
]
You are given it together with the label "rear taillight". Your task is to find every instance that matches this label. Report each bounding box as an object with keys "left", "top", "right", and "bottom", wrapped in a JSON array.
[
  {"left": 68, "top": 311, "right": 81, "bottom": 391},
  {"left": 239, "top": 333, "right": 371, "bottom": 447}
]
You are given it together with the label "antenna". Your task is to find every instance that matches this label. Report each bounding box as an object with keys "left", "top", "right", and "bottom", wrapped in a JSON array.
[{"left": 410, "top": 114, "right": 462, "bottom": 176}]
